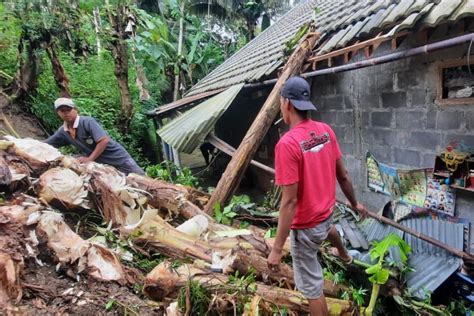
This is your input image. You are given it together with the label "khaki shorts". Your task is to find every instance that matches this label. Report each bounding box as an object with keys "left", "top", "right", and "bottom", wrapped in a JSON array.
[{"left": 290, "top": 215, "right": 333, "bottom": 299}]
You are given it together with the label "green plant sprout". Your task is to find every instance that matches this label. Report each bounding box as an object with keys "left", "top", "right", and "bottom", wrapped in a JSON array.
[
  {"left": 363, "top": 233, "right": 411, "bottom": 316},
  {"left": 146, "top": 161, "right": 199, "bottom": 187},
  {"left": 214, "top": 194, "right": 251, "bottom": 225}
]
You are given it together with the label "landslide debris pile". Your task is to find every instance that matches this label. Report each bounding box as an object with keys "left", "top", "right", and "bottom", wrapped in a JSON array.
[{"left": 0, "top": 137, "right": 353, "bottom": 315}]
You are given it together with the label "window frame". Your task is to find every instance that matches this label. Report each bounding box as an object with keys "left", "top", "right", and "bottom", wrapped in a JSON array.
[{"left": 436, "top": 58, "right": 474, "bottom": 106}]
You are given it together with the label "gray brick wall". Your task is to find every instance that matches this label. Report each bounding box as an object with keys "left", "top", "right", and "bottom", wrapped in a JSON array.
[{"left": 311, "top": 32, "right": 474, "bottom": 251}]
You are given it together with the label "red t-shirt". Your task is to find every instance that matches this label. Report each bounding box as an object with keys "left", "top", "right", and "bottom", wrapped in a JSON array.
[{"left": 275, "top": 119, "right": 342, "bottom": 229}]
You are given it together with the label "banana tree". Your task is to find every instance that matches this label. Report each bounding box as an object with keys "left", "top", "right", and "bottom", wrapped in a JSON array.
[{"left": 363, "top": 233, "right": 411, "bottom": 316}]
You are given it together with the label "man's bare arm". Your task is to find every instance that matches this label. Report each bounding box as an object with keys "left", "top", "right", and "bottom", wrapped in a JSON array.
[
  {"left": 79, "top": 136, "right": 109, "bottom": 163},
  {"left": 267, "top": 183, "right": 298, "bottom": 270},
  {"left": 336, "top": 158, "right": 368, "bottom": 218}
]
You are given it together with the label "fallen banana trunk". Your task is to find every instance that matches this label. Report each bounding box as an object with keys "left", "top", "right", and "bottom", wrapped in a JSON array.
[
  {"left": 123, "top": 209, "right": 344, "bottom": 296},
  {"left": 35, "top": 211, "right": 127, "bottom": 283},
  {"left": 4, "top": 136, "right": 62, "bottom": 172},
  {"left": 126, "top": 174, "right": 280, "bottom": 249},
  {"left": 89, "top": 164, "right": 145, "bottom": 226},
  {"left": 126, "top": 174, "right": 230, "bottom": 232},
  {"left": 0, "top": 252, "right": 22, "bottom": 308},
  {"left": 0, "top": 202, "right": 41, "bottom": 308},
  {"left": 0, "top": 153, "right": 30, "bottom": 192},
  {"left": 144, "top": 262, "right": 354, "bottom": 315},
  {"left": 38, "top": 167, "right": 90, "bottom": 209},
  {"left": 124, "top": 209, "right": 281, "bottom": 275}
]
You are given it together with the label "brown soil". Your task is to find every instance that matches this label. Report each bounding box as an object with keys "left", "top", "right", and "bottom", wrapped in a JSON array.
[
  {"left": 14, "top": 263, "right": 164, "bottom": 315},
  {"left": 0, "top": 204, "right": 163, "bottom": 315},
  {"left": 0, "top": 94, "right": 47, "bottom": 139}
]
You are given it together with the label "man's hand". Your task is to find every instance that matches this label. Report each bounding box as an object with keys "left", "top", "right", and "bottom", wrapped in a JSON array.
[
  {"left": 267, "top": 248, "right": 283, "bottom": 272},
  {"left": 351, "top": 202, "right": 368, "bottom": 220},
  {"left": 77, "top": 156, "right": 92, "bottom": 164}
]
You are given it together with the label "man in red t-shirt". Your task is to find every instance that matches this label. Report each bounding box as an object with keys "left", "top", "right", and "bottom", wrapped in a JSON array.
[{"left": 267, "top": 76, "right": 368, "bottom": 315}]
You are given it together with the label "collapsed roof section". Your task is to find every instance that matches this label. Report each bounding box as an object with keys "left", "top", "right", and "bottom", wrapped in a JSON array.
[{"left": 157, "top": 84, "right": 244, "bottom": 154}]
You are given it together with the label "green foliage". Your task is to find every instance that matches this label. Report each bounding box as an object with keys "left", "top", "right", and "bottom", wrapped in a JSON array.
[
  {"left": 341, "top": 286, "right": 367, "bottom": 306},
  {"left": 364, "top": 233, "right": 412, "bottom": 316},
  {"left": 227, "top": 268, "right": 257, "bottom": 313},
  {"left": 239, "top": 221, "right": 251, "bottom": 229},
  {"left": 262, "top": 184, "right": 281, "bottom": 209},
  {"left": 134, "top": 252, "right": 166, "bottom": 273},
  {"left": 447, "top": 300, "right": 469, "bottom": 315},
  {"left": 365, "top": 233, "right": 411, "bottom": 284},
  {"left": 146, "top": 161, "right": 199, "bottom": 187},
  {"left": 104, "top": 298, "right": 139, "bottom": 315},
  {"left": 228, "top": 268, "right": 257, "bottom": 293},
  {"left": 105, "top": 299, "right": 115, "bottom": 311},
  {"left": 214, "top": 194, "right": 250, "bottom": 225},
  {"left": 264, "top": 227, "right": 277, "bottom": 238},
  {"left": 178, "top": 279, "right": 212, "bottom": 315},
  {"left": 0, "top": 3, "right": 21, "bottom": 79}
]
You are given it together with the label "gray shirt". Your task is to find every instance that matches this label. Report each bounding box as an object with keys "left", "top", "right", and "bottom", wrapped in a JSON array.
[{"left": 46, "top": 116, "right": 133, "bottom": 168}]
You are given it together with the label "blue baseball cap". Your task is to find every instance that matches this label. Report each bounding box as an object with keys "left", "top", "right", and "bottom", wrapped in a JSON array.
[{"left": 281, "top": 76, "right": 317, "bottom": 111}]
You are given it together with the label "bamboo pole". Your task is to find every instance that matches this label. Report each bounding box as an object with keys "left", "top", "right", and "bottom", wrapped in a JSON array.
[{"left": 205, "top": 30, "right": 320, "bottom": 213}]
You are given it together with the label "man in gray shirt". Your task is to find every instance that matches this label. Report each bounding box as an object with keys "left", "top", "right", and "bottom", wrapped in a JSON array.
[{"left": 46, "top": 97, "right": 145, "bottom": 175}]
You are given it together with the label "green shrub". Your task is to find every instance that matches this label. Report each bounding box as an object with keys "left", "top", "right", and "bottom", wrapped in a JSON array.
[{"left": 146, "top": 161, "right": 199, "bottom": 187}]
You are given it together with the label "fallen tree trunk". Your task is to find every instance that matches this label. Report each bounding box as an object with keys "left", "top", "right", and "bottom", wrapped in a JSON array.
[
  {"left": 127, "top": 174, "right": 292, "bottom": 254},
  {"left": 0, "top": 252, "right": 22, "bottom": 308},
  {"left": 144, "top": 262, "right": 354, "bottom": 315},
  {"left": 206, "top": 30, "right": 321, "bottom": 212},
  {"left": 0, "top": 153, "right": 30, "bottom": 192},
  {"left": 126, "top": 174, "right": 229, "bottom": 232},
  {"left": 124, "top": 209, "right": 345, "bottom": 295},
  {"left": 35, "top": 211, "right": 127, "bottom": 283},
  {"left": 4, "top": 136, "right": 62, "bottom": 172},
  {"left": 38, "top": 167, "right": 90, "bottom": 209},
  {"left": 89, "top": 164, "right": 144, "bottom": 226},
  {"left": 126, "top": 174, "right": 274, "bottom": 242}
]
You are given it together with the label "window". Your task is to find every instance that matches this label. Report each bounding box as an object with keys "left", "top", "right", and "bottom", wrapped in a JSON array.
[{"left": 436, "top": 58, "right": 474, "bottom": 106}]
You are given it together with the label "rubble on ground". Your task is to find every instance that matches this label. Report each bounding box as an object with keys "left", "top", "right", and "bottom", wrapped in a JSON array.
[{"left": 0, "top": 136, "right": 355, "bottom": 315}]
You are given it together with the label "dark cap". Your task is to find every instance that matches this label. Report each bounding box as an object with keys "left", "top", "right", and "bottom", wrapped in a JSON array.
[{"left": 281, "top": 76, "right": 317, "bottom": 111}]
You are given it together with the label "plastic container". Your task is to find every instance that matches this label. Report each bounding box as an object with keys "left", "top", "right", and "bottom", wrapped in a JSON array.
[
  {"left": 176, "top": 215, "right": 209, "bottom": 237},
  {"left": 211, "top": 252, "right": 223, "bottom": 273}
]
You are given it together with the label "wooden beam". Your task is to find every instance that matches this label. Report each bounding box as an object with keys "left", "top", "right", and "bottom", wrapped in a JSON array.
[
  {"left": 207, "top": 134, "right": 275, "bottom": 175},
  {"left": 391, "top": 38, "right": 398, "bottom": 50},
  {"left": 307, "top": 31, "right": 405, "bottom": 64},
  {"left": 363, "top": 45, "right": 372, "bottom": 59},
  {"left": 340, "top": 200, "right": 474, "bottom": 261},
  {"left": 204, "top": 31, "right": 321, "bottom": 213},
  {"left": 343, "top": 52, "right": 349, "bottom": 64}
]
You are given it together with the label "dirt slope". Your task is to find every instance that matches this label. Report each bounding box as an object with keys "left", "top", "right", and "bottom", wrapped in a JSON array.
[{"left": 0, "top": 94, "right": 48, "bottom": 139}]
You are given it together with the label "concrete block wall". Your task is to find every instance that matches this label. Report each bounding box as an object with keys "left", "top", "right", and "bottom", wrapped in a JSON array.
[{"left": 311, "top": 30, "right": 474, "bottom": 251}]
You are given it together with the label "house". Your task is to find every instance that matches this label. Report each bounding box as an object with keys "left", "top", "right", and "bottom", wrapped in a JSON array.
[{"left": 149, "top": 0, "right": 474, "bottom": 251}]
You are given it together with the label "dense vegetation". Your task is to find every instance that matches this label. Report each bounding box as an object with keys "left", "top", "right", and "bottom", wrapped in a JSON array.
[{"left": 0, "top": 0, "right": 293, "bottom": 165}]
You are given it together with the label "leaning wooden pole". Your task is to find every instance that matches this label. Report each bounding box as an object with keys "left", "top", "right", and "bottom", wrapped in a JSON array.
[
  {"left": 205, "top": 29, "right": 320, "bottom": 213},
  {"left": 339, "top": 201, "right": 474, "bottom": 262}
]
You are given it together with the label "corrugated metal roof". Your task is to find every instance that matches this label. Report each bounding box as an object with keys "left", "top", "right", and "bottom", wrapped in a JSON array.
[
  {"left": 157, "top": 84, "right": 244, "bottom": 153},
  {"left": 183, "top": 0, "right": 474, "bottom": 97},
  {"left": 148, "top": 89, "right": 225, "bottom": 117},
  {"left": 355, "top": 216, "right": 464, "bottom": 300}
]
